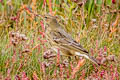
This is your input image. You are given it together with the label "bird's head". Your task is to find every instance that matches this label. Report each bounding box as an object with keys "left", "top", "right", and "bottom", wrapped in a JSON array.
[
  {"left": 44, "top": 14, "right": 58, "bottom": 26},
  {"left": 38, "top": 14, "right": 60, "bottom": 29}
]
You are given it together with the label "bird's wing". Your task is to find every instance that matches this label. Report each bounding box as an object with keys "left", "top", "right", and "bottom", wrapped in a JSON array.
[{"left": 50, "top": 28, "right": 88, "bottom": 54}]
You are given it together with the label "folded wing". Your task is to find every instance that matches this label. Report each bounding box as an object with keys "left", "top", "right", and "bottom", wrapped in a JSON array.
[{"left": 50, "top": 28, "right": 89, "bottom": 54}]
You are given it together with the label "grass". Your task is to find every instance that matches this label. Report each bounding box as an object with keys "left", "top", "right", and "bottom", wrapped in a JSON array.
[{"left": 0, "top": 0, "right": 120, "bottom": 79}]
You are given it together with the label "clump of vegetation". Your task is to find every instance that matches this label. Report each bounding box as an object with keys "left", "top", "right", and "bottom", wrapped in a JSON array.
[{"left": 0, "top": 0, "right": 120, "bottom": 79}]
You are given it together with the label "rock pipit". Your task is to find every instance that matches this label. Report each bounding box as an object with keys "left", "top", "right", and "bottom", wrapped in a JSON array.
[{"left": 43, "top": 15, "right": 100, "bottom": 66}]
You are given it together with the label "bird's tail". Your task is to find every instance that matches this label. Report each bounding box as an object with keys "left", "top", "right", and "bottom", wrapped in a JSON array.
[
  {"left": 87, "top": 55, "right": 100, "bottom": 66},
  {"left": 75, "top": 52, "right": 100, "bottom": 66}
]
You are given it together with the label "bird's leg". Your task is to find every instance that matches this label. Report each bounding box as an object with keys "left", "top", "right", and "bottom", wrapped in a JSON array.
[
  {"left": 68, "top": 56, "right": 72, "bottom": 63},
  {"left": 75, "top": 56, "right": 79, "bottom": 61}
]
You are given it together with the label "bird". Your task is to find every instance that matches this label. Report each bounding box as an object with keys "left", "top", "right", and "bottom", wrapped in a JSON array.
[{"left": 43, "top": 14, "right": 100, "bottom": 66}]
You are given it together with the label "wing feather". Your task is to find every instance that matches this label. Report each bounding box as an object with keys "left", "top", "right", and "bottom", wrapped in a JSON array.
[{"left": 50, "top": 29, "right": 88, "bottom": 54}]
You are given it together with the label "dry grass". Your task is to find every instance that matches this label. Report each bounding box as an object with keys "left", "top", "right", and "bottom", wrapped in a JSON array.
[{"left": 0, "top": 0, "right": 120, "bottom": 79}]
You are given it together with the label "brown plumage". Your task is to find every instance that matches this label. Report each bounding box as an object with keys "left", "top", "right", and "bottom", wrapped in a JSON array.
[{"left": 44, "top": 15, "right": 100, "bottom": 66}]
